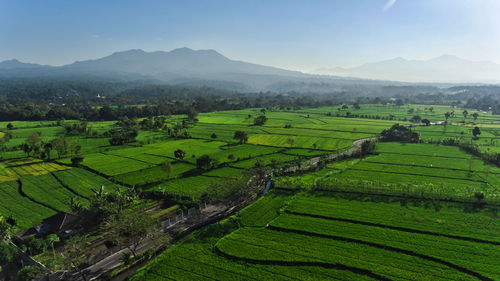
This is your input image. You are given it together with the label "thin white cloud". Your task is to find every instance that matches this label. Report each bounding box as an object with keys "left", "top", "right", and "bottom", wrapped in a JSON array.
[
  {"left": 383, "top": 0, "right": 396, "bottom": 11},
  {"left": 91, "top": 34, "right": 100, "bottom": 38}
]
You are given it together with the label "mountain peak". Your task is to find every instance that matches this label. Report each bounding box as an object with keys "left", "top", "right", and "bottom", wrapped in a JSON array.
[
  {"left": 392, "top": 56, "right": 407, "bottom": 61},
  {"left": 0, "top": 59, "right": 47, "bottom": 69},
  {"left": 311, "top": 54, "right": 500, "bottom": 83},
  {"left": 431, "top": 54, "right": 462, "bottom": 62},
  {"left": 169, "top": 47, "right": 225, "bottom": 58},
  {"left": 170, "top": 47, "right": 194, "bottom": 53},
  {"left": 110, "top": 49, "right": 147, "bottom": 56}
]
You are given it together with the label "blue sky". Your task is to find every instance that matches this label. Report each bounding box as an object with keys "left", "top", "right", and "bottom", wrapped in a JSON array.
[{"left": 1, "top": 0, "right": 499, "bottom": 71}]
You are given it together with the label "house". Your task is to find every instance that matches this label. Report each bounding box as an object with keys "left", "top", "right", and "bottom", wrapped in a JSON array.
[{"left": 16, "top": 212, "right": 86, "bottom": 240}]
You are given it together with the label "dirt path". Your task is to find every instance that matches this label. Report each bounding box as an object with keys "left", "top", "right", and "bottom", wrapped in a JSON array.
[{"left": 283, "top": 137, "right": 375, "bottom": 173}]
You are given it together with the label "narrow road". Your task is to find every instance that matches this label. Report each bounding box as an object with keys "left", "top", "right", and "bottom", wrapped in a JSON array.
[{"left": 71, "top": 204, "right": 227, "bottom": 281}]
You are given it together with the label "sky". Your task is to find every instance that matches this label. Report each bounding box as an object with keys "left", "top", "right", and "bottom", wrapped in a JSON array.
[{"left": 1, "top": 0, "right": 500, "bottom": 71}]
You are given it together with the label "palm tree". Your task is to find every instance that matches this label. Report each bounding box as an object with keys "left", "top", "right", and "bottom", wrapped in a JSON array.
[
  {"left": 444, "top": 112, "right": 451, "bottom": 123},
  {"left": 46, "top": 234, "right": 60, "bottom": 262}
]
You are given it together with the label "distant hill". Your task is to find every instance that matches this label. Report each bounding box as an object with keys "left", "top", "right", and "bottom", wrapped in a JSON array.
[
  {"left": 0, "top": 48, "right": 311, "bottom": 91},
  {"left": 313, "top": 55, "right": 500, "bottom": 83}
]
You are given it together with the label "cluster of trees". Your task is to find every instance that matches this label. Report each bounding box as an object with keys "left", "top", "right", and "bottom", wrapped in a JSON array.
[
  {"left": 107, "top": 128, "right": 139, "bottom": 146},
  {"left": 380, "top": 124, "right": 420, "bottom": 143},
  {"left": 64, "top": 120, "right": 90, "bottom": 135},
  {"left": 138, "top": 116, "right": 167, "bottom": 130},
  {"left": 253, "top": 115, "right": 267, "bottom": 126},
  {"left": 234, "top": 131, "right": 248, "bottom": 144},
  {"left": 20, "top": 133, "right": 81, "bottom": 160}
]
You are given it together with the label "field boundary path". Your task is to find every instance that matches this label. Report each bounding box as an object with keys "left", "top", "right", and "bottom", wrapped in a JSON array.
[{"left": 283, "top": 137, "right": 375, "bottom": 174}]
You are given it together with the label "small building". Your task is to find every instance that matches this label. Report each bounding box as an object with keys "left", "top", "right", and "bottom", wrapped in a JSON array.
[{"left": 16, "top": 212, "right": 85, "bottom": 241}]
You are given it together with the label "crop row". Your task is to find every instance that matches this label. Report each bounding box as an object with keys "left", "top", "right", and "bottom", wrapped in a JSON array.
[
  {"left": 79, "top": 153, "right": 151, "bottom": 176},
  {"left": 285, "top": 195, "right": 500, "bottom": 243},
  {"left": 216, "top": 227, "right": 470, "bottom": 280},
  {"left": 0, "top": 162, "right": 70, "bottom": 183},
  {"left": 53, "top": 168, "right": 118, "bottom": 198},
  {"left": 21, "top": 174, "right": 88, "bottom": 211},
  {"left": 247, "top": 134, "right": 353, "bottom": 151},
  {"left": 351, "top": 161, "right": 484, "bottom": 182},
  {"left": 147, "top": 175, "right": 221, "bottom": 199},
  {"left": 237, "top": 192, "right": 291, "bottom": 227},
  {"left": 0, "top": 181, "right": 57, "bottom": 230},
  {"left": 130, "top": 220, "right": 375, "bottom": 281},
  {"left": 375, "top": 142, "right": 469, "bottom": 157},
  {"left": 231, "top": 153, "right": 298, "bottom": 168},
  {"left": 270, "top": 213, "right": 500, "bottom": 280},
  {"left": 113, "top": 162, "right": 195, "bottom": 186}
]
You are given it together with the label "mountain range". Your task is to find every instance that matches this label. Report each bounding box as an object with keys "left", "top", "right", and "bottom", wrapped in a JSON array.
[
  {"left": 312, "top": 55, "right": 500, "bottom": 83},
  {"left": 0, "top": 48, "right": 312, "bottom": 91},
  {"left": 0, "top": 48, "right": 499, "bottom": 92}
]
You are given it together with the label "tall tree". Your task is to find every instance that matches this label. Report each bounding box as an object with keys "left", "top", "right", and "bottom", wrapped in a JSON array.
[
  {"left": 61, "top": 235, "right": 90, "bottom": 281},
  {"left": 444, "top": 112, "right": 451, "bottom": 122},
  {"left": 472, "top": 126, "right": 481, "bottom": 138},
  {"left": 233, "top": 131, "right": 248, "bottom": 144},
  {"left": 104, "top": 212, "right": 156, "bottom": 258},
  {"left": 174, "top": 149, "right": 186, "bottom": 160},
  {"left": 472, "top": 112, "right": 479, "bottom": 121}
]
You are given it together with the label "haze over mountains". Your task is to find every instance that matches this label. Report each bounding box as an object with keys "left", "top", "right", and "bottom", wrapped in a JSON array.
[
  {"left": 0, "top": 48, "right": 312, "bottom": 91},
  {"left": 0, "top": 48, "right": 499, "bottom": 93},
  {"left": 313, "top": 55, "right": 500, "bottom": 83}
]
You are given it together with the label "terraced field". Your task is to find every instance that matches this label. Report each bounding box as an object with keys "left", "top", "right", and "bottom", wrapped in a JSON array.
[
  {"left": 21, "top": 174, "right": 88, "bottom": 211},
  {"left": 414, "top": 123, "right": 500, "bottom": 154},
  {"left": 53, "top": 168, "right": 119, "bottom": 198},
  {"left": 112, "top": 162, "right": 195, "bottom": 186},
  {"left": 276, "top": 142, "right": 500, "bottom": 202},
  {"left": 297, "top": 104, "right": 500, "bottom": 123},
  {"left": 0, "top": 159, "right": 70, "bottom": 182},
  {"left": 132, "top": 191, "right": 500, "bottom": 280},
  {"left": 146, "top": 175, "right": 222, "bottom": 198},
  {"left": 0, "top": 181, "right": 57, "bottom": 229}
]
